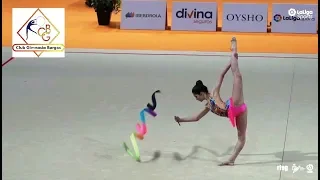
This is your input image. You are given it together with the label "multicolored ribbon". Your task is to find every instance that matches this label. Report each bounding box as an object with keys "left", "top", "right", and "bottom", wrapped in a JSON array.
[{"left": 123, "top": 90, "right": 160, "bottom": 162}]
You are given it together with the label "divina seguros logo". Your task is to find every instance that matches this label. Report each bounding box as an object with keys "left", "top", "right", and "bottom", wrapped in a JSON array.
[
  {"left": 176, "top": 8, "right": 213, "bottom": 24},
  {"left": 226, "top": 14, "right": 264, "bottom": 22}
]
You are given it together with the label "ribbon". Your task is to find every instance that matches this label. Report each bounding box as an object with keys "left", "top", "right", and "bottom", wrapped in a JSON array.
[
  {"left": 144, "top": 108, "right": 157, "bottom": 117},
  {"left": 138, "top": 108, "right": 157, "bottom": 124},
  {"left": 123, "top": 133, "right": 141, "bottom": 162},
  {"left": 147, "top": 90, "right": 160, "bottom": 111},
  {"left": 123, "top": 91, "right": 160, "bottom": 162},
  {"left": 139, "top": 109, "right": 146, "bottom": 124},
  {"left": 123, "top": 107, "right": 158, "bottom": 162},
  {"left": 136, "top": 123, "right": 147, "bottom": 138},
  {"left": 135, "top": 108, "right": 157, "bottom": 140}
]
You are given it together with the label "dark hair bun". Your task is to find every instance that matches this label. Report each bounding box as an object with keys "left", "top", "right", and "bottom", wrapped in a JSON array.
[{"left": 196, "top": 80, "right": 203, "bottom": 86}]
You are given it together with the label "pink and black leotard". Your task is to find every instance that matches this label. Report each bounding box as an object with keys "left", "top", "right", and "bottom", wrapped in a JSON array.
[{"left": 209, "top": 97, "right": 247, "bottom": 127}]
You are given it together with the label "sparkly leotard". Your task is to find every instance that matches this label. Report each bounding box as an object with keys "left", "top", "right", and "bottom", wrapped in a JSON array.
[{"left": 209, "top": 97, "right": 230, "bottom": 117}]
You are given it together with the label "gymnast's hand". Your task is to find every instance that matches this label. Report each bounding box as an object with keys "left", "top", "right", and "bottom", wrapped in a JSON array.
[{"left": 174, "top": 116, "right": 181, "bottom": 123}]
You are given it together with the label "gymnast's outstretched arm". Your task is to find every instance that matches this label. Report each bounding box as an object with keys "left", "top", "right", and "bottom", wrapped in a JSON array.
[
  {"left": 174, "top": 108, "right": 210, "bottom": 123},
  {"left": 211, "top": 61, "right": 231, "bottom": 96}
]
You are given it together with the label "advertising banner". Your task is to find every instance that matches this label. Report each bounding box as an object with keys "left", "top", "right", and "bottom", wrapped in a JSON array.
[
  {"left": 171, "top": 2, "right": 217, "bottom": 31},
  {"left": 222, "top": 3, "right": 268, "bottom": 33},
  {"left": 121, "top": 0, "right": 167, "bottom": 30},
  {"left": 272, "top": 4, "right": 318, "bottom": 34}
]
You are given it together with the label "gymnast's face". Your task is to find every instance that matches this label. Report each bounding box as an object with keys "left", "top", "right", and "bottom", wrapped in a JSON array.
[{"left": 193, "top": 93, "right": 205, "bottom": 102}]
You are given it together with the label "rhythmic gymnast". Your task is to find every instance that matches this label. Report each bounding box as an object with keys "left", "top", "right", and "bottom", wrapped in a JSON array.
[{"left": 174, "top": 37, "right": 247, "bottom": 166}]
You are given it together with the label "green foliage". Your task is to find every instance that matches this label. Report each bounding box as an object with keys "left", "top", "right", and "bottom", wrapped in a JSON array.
[{"left": 91, "top": 0, "right": 121, "bottom": 12}]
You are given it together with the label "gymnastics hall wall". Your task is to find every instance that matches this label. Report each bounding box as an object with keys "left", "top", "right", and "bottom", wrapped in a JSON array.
[{"left": 2, "top": 0, "right": 318, "bottom": 54}]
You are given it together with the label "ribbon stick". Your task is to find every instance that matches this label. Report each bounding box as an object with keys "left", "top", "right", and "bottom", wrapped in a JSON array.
[
  {"left": 147, "top": 90, "right": 161, "bottom": 110},
  {"left": 123, "top": 133, "right": 141, "bottom": 162}
]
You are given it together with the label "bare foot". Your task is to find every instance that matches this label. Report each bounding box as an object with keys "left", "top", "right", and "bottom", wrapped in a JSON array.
[
  {"left": 218, "top": 161, "right": 235, "bottom": 166},
  {"left": 230, "top": 37, "right": 237, "bottom": 51},
  {"left": 230, "top": 37, "right": 238, "bottom": 59}
]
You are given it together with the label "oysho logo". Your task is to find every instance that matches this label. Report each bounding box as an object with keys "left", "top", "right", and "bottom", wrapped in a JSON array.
[
  {"left": 176, "top": 8, "right": 213, "bottom": 24},
  {"left": 226, "top": 14, "right": 264, "bottom": 22}
]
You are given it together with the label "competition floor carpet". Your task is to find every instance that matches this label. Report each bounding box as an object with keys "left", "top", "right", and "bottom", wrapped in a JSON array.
[{"left": 2, "top": 47, "right": 318, "bottom": 180}]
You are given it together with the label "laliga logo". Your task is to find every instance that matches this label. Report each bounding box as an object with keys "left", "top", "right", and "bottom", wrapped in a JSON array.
[
  {"left": 288, "top": 8, "right": 297, "bottom": 16},
  {"left": 288, "top": 8, "right": 313, "bottom": 18}
]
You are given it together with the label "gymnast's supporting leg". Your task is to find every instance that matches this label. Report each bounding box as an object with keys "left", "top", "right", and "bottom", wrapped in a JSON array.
[
  {"left": 220, "top": 112, "right": 247, "bottom": 166},
  {"left": 219, "top": 37, "right": 248, "bottom": 166}
]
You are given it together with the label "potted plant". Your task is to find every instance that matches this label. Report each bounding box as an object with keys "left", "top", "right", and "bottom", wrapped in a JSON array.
[
  {"left": 85, "top": 0, "right": 93, "bottom": 7},
  {"left": 92, "top": 0, "right": 121, "bottom": 26}
]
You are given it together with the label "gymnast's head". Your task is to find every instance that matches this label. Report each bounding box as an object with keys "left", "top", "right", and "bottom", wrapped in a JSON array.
[{"left": 192, "top": 80, "right": 209, "bottom": 102}]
